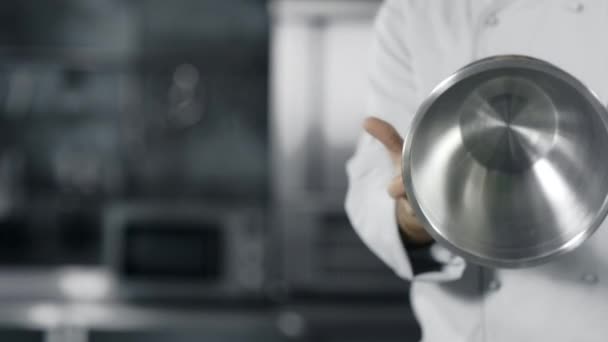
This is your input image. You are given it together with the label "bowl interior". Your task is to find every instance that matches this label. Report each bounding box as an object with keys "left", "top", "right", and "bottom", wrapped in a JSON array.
[{"left": 406, "top": 62, "right": 608, "bottom": 267}]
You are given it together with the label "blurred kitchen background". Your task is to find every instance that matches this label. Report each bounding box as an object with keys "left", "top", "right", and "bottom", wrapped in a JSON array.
[{"left": 0, "top": 1, "right": 420, "bottom": 341}]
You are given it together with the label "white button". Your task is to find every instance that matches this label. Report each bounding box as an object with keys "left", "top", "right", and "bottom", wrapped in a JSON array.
[
  {"left": 488, "top": 279, "right": 501, "bottom": 291},
  {"left": 485, "top": 13, "right": 499, "bottom": 27},
  {"left": 581, "top": 273, "right": 599, "bottom": 284}
]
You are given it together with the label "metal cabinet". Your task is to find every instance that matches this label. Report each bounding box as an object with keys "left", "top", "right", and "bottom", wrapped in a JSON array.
[{"left": 271, "top": 0, "right": 408, "bottom": 297}]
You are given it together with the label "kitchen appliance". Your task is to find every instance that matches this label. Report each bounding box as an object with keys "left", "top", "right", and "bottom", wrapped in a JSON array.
[
  {"left": 271, "top": 0, "right": 410, "bottom": 296},
  {"left": 104, "top": 203, "right": 267, "bottom": 299},
  {"left": 403, "top": 55, "right": 608, "bottom": 268}
]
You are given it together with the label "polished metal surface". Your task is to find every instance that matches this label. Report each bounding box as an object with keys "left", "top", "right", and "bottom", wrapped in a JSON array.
[{"left": 403, "top": 55, "right": 608, "bottom": 268}]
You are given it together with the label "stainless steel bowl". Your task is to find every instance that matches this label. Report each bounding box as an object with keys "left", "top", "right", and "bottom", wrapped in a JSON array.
[{"left": 403, "top": 55, "right": 608, "bottom": 268}]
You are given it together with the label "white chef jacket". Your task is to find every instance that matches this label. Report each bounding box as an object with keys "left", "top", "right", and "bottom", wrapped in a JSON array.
[{"left": 345, "top": 1, "right": 608, "bottom": 341}]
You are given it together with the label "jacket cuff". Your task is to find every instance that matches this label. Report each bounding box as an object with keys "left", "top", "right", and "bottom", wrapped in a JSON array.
[{"left": 345, "top": 146, "right": 415, "bottom": 280}]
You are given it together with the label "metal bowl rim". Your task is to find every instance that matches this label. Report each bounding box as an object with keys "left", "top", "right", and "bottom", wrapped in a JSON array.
[{"left": 402, "top": 54, "right": 608, "bottom": 268}]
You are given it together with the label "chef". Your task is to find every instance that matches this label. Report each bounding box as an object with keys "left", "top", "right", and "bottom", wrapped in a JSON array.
[{"left": 345, "top": 1, "right": 608, "bottom": 341}]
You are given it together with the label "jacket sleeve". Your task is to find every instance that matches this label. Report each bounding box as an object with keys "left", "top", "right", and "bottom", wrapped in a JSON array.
[{"left": 345, "top": 0, "right": 465, "bottom": 282}]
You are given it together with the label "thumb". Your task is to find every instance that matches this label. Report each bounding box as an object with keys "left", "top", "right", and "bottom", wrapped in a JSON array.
[
  {"left": 363, "top": 117, "right": 404, "bottom": 162},
  {"left": 388, "top": 174, "right": 407, "bottom": 199}
]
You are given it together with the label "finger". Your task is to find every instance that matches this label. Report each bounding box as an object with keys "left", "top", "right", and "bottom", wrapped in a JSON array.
[
  {"left": 402, "top": 216, "right": 430, "bottom": 243},
  {"left": 388, "top": 175, "right": 406, "bottom": 199},
  {"left": 403, "top": 214, "right": 425, "bottom": 232},
  {"left": 399, "top": 197, "right": 416, "bottom": 217},
  {"left": 397, "top": 200, "right": 425, "bottom": 231},
  {"left": 363, "top": 117, "right": 404, "bottom": 159},
  {"left": 396, "top": 199, "right": 432, "bottom": 243}
]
